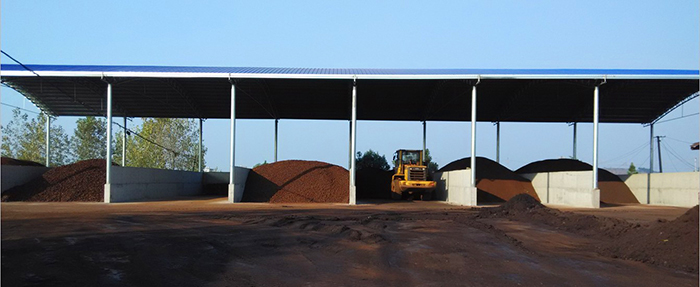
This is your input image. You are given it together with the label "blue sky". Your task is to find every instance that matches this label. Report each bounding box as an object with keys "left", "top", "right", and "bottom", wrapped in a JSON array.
[{"left": 2, "top": 1, "right": 699, "bottom": 172}]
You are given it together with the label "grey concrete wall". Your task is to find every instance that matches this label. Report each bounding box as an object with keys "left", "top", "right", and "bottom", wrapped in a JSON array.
[
  {"left": 105, "top": 167, "right": 202, "bottom": 203},
  {"left": 226, "top": 168, "right": 250, "bottom": 202},
  {"left": 624, "top": 172, "right": 699, "bottom": 207},
  {"left": 104, "top": 167, "right": 251, "bottom": 203},
  {"left": 434, "top": 169, "right": 477, "bottom": 206},
  {"left": 1, "top": 165, "right": 51, "bottom": 192},
  {"left": 520, "top": 171, "right": 600, "bottom": 208}
]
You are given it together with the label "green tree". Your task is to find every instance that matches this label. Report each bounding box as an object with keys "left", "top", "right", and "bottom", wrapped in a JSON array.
[
  {"left": 424, "top": 149, "right": 439, "bottom": 174},
  {"left": 253, "top": 160, "right": 268, "bottom": 168},
  {"left": 356, "top": 149, "right": 390, "bottom": 170},
  {"left": 1, "top": 108, "right": 71, "bottom": 166},
  {"left": 627, "top": 162, "right": 639, "bottom": 175},
  {"left": 71, "top": 116, "right": 108, "bottom": 161},
  {"left": 114, "top": 118, "right": 205, "bottom": 171}
]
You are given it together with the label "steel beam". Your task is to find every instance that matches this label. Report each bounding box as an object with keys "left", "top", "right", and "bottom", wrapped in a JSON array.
[
  {"left": 572, "top": 122, "right": 577, "bottom": 159},
  {"left": 592, "top": 86, "right": 599, "bottom": 190},
  {"left": 349, "top": 79, "right": 357, "bottom": 205},
  {"left": 422, "top": 121, "right": 427, "bottom": 162},
  {"left": 496, "top": 122, "right": 500, "bottom": 163},
  {"left": 228, "top": 82, "right": 237, "bottom": 202},
  {"left": 198, "top": 118, "right": 203, "bottom": 172},
  {"left": 45, "top": 114, "right": 51, "bottom": 167},
  {"left": 274, "top": 119, "right": 279, "bottom": 162},
  {"left": 470, "top": 84, "right": 477, "bottom": 188},
  {"left": 647, "top": 124, "right": 654, "bottom": 204},
  {"left": 106, "top": 83, "right": 113, "bottom": 185},
  {"left": 122, "top": 117, "right": 127, "bottom": 167}
]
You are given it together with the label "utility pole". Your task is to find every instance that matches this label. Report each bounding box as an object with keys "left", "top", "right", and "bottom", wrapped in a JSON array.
[{"left": 655, "top": 136, "right": 665, "bottom": 173}]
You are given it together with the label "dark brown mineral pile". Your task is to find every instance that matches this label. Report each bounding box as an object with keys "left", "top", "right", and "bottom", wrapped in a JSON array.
[
  {"left": 2, "top": 159, "right": 107, "bottom": 202},
  {"left": 356, "top": 167, "right": 393, "bottom": 199},
  {"left": 1, "top": 156, "right": 44, "bottom": 166},
  {"left": 601, "top": 205, "right": 699, "bottom": 272},
  {"left": 242, "top": 160, "right": 349, "bottom": 203},
  {"left": 438, "top": 157, "right": 539, "bottom": 202},
  {"left": 515, "top": 158, "right": 638, "bottom": 204},
  {"left": 479, "top": 194, "right": 635, "bottom": 239}
]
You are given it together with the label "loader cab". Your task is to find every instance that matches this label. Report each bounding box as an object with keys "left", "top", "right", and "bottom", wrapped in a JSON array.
[
  {"left": 393, "top": 150, "right": 424, "bottom": 173},
  {"left": 391, "top": 149, "right": 435, "bottom": 200}
]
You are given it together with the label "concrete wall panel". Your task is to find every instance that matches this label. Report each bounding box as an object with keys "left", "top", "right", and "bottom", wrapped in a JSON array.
[
  {"left": 521, "top": 171, "right": 599, "bottom": 208},
  {"left": 434, "top": 169, "right": 477, "bottom": 206},
  {"left": 1, "top": 166, "right": 51, "bottom": 192},
  {"left": 624, "top": 172, "right": 699, "bottom": 207},
  {"left": 105, "top": 167, "right": 250, "bottom": 203}
]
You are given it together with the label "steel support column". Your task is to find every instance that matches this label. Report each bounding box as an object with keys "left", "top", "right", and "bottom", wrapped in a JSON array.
[
  {"left": 198, "top": 118, "right": 203, "bottom": 172},
  {"left": 122, "top": 117, "right": 127, "bottom": 167},
  {"left": 45, "top": 114, "right": 51, "bottom": 167},
  {"left": 470, "top": 84, "right": 477, "bottom": 188},
  {"left": 592, "top": 86, "right": 600, "bottom": 190},
  {"left": 274, "top": 119, "right": 279, "bottom": 162},
  {"left": 572, "top": 122, "right": 577, "bottom": 159},
  {"left": 647, "top": 124, "right": 654, "bottom": 204},
  {"left": 496, "top": 122, "right": 500, "bottom": 163},
  {"left": 422, "top": 121, "right": 427, "bottom": 162},
  {"left": 104, "top": 83, "right": 113, "bottom": 203},
  {"left": 349, "top": 78, "right": 357, "bottom": 205},
  {"left": 228, "top": 82, "right": 237, "bottom": 202}
]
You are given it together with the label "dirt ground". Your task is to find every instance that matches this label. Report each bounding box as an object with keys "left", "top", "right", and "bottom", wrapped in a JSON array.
[{"left": 2, "top": 198, "right": 697, "bottom": 286}]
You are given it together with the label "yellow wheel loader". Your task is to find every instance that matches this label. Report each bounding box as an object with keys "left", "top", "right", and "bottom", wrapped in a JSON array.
[{"left": 391, "top": 149, "right": 436, "bottom": 200}]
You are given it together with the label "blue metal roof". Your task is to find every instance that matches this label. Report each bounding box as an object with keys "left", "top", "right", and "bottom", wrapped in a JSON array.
[
  {"left": 1, "top": 64, "right": 697, "bottom": 76},
  {"left": 1, "top": 63, "right": 697, "bottom": 123}
]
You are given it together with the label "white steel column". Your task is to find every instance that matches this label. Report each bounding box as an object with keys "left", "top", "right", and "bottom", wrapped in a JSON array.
[
  {"left": 45, "top": 114, "right": 51, "bottom": 167},
  {"left": 422, "top": 121, "right": 427, "bottom": 162},
  {"left": 274, "top": 119, "right": 279, "bottom": 162},
  {"left": 198, "top": 118, "right": 203, "bottom": 172},
  {"left": 348, "top": 120, "right": 353, "bottom": 169},
  {"left": 592, "top": 85, "right": 600, "bottom": 190},
  {"left": 470, "top": 84, "right": 477, "bottom": 188},
  {"left": 649, "top": 124, "right": 654, "bottom": 173},
  {"left": 349, "top": 78, "right": 357, "bottom": 205},
  {"left": 573, "top": 122, "right": 578, "bottom": 159},
  {"left": 496, "top": 122, "right": 500, "bottom": 163},
  {"left": 104, "top": 83, "right": 113, "bottom": 203},
  {"left": 647, "top": 124, "right": 654, "bottom": 204},
  {"left": 228, "top": 82, "right": 238, "bottom": 202},
  {"left": 122, "top": 117, "right": 127, "bottom": 167}
]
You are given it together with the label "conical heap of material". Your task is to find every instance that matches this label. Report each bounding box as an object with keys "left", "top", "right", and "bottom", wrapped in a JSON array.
[
  {"left": 2, "top": 159, "right": 106, "bottom": 202},
  {"left": 356, "top": 167, "right": 393, "bottom": 199},
  {"left": 500, "top": 193, "right": 545, "bottom": 212},
  {"left": 438, "top": 157, "right": 539, "bottom": 202},
  {"left": 1, "top": 157, "right": 44, "bottom": 166},
  {"left": 602, "top": 205, "right": 699, "bottom": 273},
  {"left": 515, "top": 158, "right": 638, "bottom": 204},
  {"left": 242, "top": 160, "right": 349, "bottom": 203}
]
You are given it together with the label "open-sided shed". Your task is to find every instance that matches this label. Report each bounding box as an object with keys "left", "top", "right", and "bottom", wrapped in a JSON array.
[{"left": 2, "top": 64, "right": 698, "bottom": 206}]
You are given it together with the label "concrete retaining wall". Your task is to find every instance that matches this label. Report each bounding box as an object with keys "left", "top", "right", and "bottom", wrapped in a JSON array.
[
  {"left": 520, "top": 171, "right": 600, "bottom": 208},
  {"left": 1, "top": 165, "right": 51, "bottom": 192},
  {"left": 434, "top": 169, "right": 477, "bottom": 206},
  {"left": 622, "top": 172, "right": 699, "bottom": 207},
  {"left": 104, "top": 167, "right": 250, "bottom": 203}
]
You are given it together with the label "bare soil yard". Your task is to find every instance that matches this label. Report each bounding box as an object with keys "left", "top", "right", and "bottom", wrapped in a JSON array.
[{"left": 2, "top": 198, "right": 696, "bottom": 286}]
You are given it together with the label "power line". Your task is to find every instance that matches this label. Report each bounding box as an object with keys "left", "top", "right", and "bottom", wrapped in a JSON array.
[
  {"left": 665, "top": 136, "right": 694, "bottom": 145},
  {"left": 599, "top": 141, "right": 649, "bottom": 165},
  {"left": 112, "top": 121, "right": 198, "bottom": 159},
  {"left": 661, "top": 140, "right": 694, "bottom": 168},
  {"left": 1, "top": 102, "right": 41, "bottom": 115},
  {"left": 1, "top": 50, "right": 42, "bottom": 78},
  {"left": 655, "top": 112, "right": 699, "bottom": 124}
]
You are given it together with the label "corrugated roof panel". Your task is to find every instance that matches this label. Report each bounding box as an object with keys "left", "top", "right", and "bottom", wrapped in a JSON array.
[{"left": 2, "top": 64, "right": 698, "bottom": 76}]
